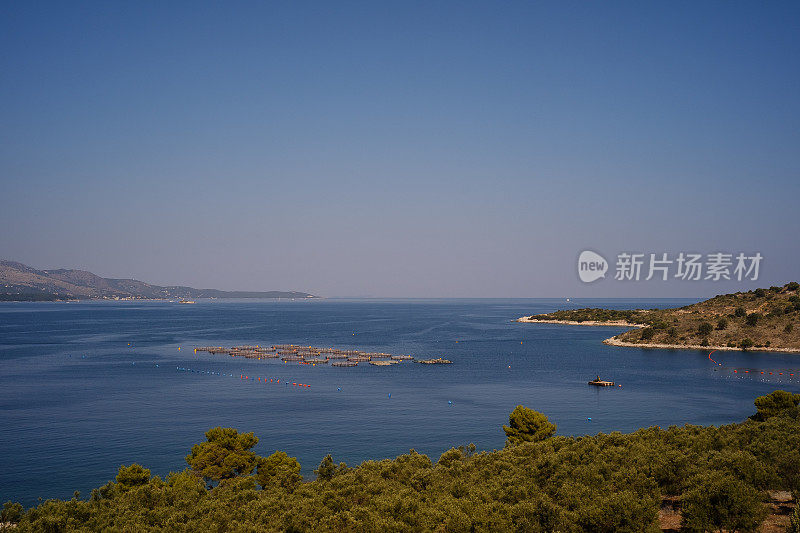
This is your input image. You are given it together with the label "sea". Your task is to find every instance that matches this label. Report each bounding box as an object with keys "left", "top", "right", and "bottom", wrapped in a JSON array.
[{"left": 1, "top": 298, "right": 798, "bottom": 506}]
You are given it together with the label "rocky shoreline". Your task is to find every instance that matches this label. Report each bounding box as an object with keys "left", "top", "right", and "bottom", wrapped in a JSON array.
[
  {"left": 517, "top": 316, "right": 800, "bottom": 353},
  {"left": 602, "top": 336, "right": 800, "bottom": 353},
  {"left": 515, "top": 317, "right": 646, "bottom": 327}
]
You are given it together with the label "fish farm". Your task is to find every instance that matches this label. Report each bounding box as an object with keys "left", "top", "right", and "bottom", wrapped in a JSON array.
[{"left": 193, "top": 345, "right": 454, "bottom": 367}]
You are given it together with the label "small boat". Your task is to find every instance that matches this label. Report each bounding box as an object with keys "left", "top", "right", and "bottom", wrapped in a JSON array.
[
  {"left": 588, "top": 375, "right": 615, "bottom": 387},
  {"left": 179, "top": 300, "right": 196, "bottom": 304}
]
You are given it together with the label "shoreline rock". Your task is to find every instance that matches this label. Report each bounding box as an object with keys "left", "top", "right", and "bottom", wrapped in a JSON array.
[
  {"left": 517, "top": 316, "right": 800, "bottom": 353},
  {"left": 516, "top": 317, "right": 646, "bottom": 327},
  {"left": 601, "top": 336, "right": 800, "bottom": 353}
]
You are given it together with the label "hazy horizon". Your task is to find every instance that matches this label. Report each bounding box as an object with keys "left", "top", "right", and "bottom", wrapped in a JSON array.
[{"left": 2, "top": 2, "right": 799, "bottom": 298}]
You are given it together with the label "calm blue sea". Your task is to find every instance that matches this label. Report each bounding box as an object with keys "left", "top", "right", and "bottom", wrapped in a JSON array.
[{"left": 1, "top": 298, "right": 799, "bottom": 506}]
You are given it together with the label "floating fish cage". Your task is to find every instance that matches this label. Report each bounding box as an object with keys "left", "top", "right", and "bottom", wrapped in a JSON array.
[
  {"left": 195, "top": 346, "right": 225, "bottom": 352},
  {"left": 197, "top": 342, "right": 453, "bottom": 369}
]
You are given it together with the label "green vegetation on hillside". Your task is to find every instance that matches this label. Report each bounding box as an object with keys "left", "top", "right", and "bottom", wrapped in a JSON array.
[
  {"left": 525, "top": 282, "right": 800, "bottom": 351},
  {"left": 4, "top": 391, "right": 799, "bottom": 532},
  {"left": 527, "top": 308, "right": 649, "bottom": 324}
]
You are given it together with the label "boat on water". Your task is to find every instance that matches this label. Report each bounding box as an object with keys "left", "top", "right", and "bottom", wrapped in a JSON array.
[
  {"left": 179, "top": 300, "right": 196, "bottom": 304},
  {"left": 588, "top": 375, "right": 615, "bottom": 387}
]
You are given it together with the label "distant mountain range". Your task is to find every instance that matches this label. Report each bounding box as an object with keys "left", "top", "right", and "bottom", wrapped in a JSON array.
[{"left": 0, "top": 260, "right": 315, "bottom": 301}]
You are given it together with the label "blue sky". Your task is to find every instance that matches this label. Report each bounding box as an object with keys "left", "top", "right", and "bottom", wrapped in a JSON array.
[{"left": 1, "top": 1, "right": 798, "bottom": 297}]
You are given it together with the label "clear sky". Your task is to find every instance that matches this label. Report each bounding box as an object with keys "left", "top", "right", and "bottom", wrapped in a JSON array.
[{"left": 2, "top": 1, "right": 798, "bottom": 298}]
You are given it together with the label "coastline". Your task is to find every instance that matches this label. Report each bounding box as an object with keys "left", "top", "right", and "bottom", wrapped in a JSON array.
[
  {"left": 515, "top": 317, "right": 646, "bottom": 327},
  {"left": 602, "top": 336, "right": 800, "bottom": 353},
  {"left": 517, "top": 316, "right": 800, "bottom": 354}
]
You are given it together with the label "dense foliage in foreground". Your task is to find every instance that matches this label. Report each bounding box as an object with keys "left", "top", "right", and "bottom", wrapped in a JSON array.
[{"left": 4, "top": 391, "right": 799, "bottom": 532}]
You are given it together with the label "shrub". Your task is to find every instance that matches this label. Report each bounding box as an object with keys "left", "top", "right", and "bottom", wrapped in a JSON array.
[
  {"left": 787, "top": 281, "right": 800, "bottom": 291},
  {"left": 186, "top": 427, "right": 259, "bottom": 483},
  {"left": 752, "top": 390, "right": 800, "bottom": 421},
  {"left": 503, "top": 405, "right": 556, "bottom": 446},
  {"left": 314, "top": 455, "right": 348, "bottom": 481},
  {"left": 740, "top": 338, "right": 754, "bottom": 349},
  {"left": 681, "top": 472, "right": 766, "bottom": 532},
  {"left": 745, "top": 313, "right": 760, "bottom": 327},
  {"left": 640, "top": 328, "right": 655, "bottom": 341},
  {"left": 716, "top": 318, "right": 728, "bottom": 330},
  {"left": 735, "top": 307, "right": 747, "bottom": 317},
  {"left": 790, "top": 503, "right": 800, "bottom": 533},
  {"left": 115, "top": 464, "right": 151, "bottom": 491},
  {"left": 754, "top": 288, "right": 767, "bottom": 298},
  {"left": 257, "top": 451, "right": 302, "bottom": 490},
  {"left": 698, "top": 322, "right": 713, "bottom": 336},
  {"left": 770, "top": 286, "right": 782, "bottom": 293},
  {"left": 1, "top": 501, "right": 23, "bottom": 524},
  {"left": 786, "top": 323, "right": 794, "bottom": 333}
]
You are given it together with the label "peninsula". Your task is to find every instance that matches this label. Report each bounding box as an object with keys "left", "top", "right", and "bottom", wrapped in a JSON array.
[
  {"left": 518, "top": 282, "right": 800, "bottom": 352},
  {"left": 0, "top": 260, "right": 315, "bottom": 301}
]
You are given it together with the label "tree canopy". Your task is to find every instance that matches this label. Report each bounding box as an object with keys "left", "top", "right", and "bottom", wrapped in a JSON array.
[
  {"left": 752, "top": 389, "right": 800, "bottom": 421},
  {"left": 185, "top": 427, "right": 259, "bottom": 483},
  {"left": 6, "top": 391, "right": 799, "bottom": 532},
  {"left": 115, "top": 464, "right": 151, "bottom": 491},
  {"left": 256, "top": 450, "right": 302, "bottom": 490},
  {"left": 503, "top": 405, "right": 557, "bottom": 446}
]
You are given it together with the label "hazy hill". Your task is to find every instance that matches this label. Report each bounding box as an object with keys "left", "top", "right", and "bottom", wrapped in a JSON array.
[{"left": 0, "top": 260, "right": 314, "bottom": 301}]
